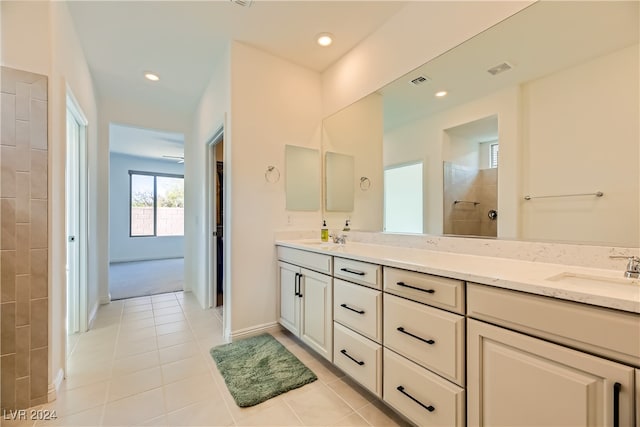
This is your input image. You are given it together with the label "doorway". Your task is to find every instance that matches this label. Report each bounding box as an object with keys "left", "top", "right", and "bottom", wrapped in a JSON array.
[
  {"left": 207, "top": 128, "right": 224, "bottom": 312},
  {"left": 66, "top": 92, "right": 89, "bottom": 346}
]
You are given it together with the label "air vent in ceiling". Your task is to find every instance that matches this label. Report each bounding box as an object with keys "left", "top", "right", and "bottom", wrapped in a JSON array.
[
  {"left": 409, "top": 75, "right": 430, "bottom": 86},
  {"left": 487, "top": 62, "right": 513, "bottom": 76},
  {"left": 230, "top": 0, "right": 252, "bottom": 6}
]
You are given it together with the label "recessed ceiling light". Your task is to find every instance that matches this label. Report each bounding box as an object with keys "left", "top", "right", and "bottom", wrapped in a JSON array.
[
  {"left": 317, "top": 33, "right": 333, "bottom": 47},
  {"left": 144, "top": 72, "right": 160, "bottom": 82},
  {"left": 435, "top": 91, "right": 448, "bottom": 98}
]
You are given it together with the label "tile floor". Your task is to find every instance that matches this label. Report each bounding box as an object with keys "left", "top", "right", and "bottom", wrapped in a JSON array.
[{"left": 4, "top": 292, "right": 409, "bottom": 427}]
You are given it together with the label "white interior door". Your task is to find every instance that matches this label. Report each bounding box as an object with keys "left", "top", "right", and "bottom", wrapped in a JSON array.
[{"left": 66, "top": 111, "right": 81, "bottom": 334}]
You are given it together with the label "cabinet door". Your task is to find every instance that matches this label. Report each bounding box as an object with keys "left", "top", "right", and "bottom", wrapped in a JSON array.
[
  {"left": 300, "top": 268, "right": 333, "bottom": 361},
  {"left": 278, "top": 262, "right": 300, "bottom": 336},
  {"left": 468, "top": 319, "right": 635, "bottom": 427}
]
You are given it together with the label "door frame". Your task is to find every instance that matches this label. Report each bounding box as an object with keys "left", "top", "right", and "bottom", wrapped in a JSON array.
[
  {"left": 65, "top": 89, "right": 89, "bottom": 335},
  {"left": 206, "top": 126, "right": 224, "bottom": 310}
]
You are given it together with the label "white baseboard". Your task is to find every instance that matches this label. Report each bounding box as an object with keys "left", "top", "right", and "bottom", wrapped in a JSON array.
[
  {"left": 88, "top": 300, "right": 100, "bottom": 329},
  {"left": 100, "top": 294, "right": 111, "bottom": 305},
  {"left": 47, "top": 368, "right": 64, "bottom": 402},
  {"left": 230, "top": 321, "right": 281, "bottom": 340}
]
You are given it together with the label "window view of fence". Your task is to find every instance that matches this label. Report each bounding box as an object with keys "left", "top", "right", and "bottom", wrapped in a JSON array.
[{"left": 130, "top": 172, "right": 184, "bottom": 237}]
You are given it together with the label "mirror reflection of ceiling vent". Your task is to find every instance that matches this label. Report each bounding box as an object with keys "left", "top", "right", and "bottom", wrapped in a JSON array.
[
  {"left": 409, "top": 75, "right": 430, "bottom": 86},
  {"left": 487, "top": 62, "right": 513, "bottom": 76}
]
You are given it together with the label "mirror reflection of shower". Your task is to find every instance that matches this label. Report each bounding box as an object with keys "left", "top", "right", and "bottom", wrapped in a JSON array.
[{"left": 443, "top": 115, "right": 498, "bottom": 237}]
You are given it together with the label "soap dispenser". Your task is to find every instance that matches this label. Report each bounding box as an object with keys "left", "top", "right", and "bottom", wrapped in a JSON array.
[
  {"left": 321, "top": 220, "right": 329, "bottom": 242},
  {"left": 343, "top": 220, "right": 350, "bottom": 232}
]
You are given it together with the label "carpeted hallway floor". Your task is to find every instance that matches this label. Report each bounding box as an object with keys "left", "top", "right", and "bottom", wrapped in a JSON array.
[{"left": 109, "top": 258, "right": 184, "bottom": 300}]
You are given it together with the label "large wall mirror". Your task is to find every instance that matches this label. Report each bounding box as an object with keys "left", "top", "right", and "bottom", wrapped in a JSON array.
[{"left": 322, "top": 1, "right": 639, "bottom": 247}]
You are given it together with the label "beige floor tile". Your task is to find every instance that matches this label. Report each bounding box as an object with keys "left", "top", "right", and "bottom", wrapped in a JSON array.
[
  {"left": 122, "top": 310, "right": 155, "bottom": 322},
  {"left": 166, "top": 399, "right": 234, "bottom": 427},
  {"left": 123, "top": 303, "right": 153, "bottom": 314},
  {"left": 284, "top": 382, "right": 353, "bottom": 426},
  {"left": 158, "top": 342, "right": 200, "bottom": 365},
  {"left": 356, "top": 401, "right": 409, "bottom": 427},
  {"left": 118, "top": 325, "right": 158, "bottom": 342},
  {"left": 331, "top": 412, "right": 372, "bottom": 426},
  {"left": 157, "top": 331, "right": 194, "bottom": 349},
  {"left": 303, "top": 357, "right": 346, "bottom": 384},
  {"left": 153, "top": 305, "right": 183, "bottom": 317},
  {"left": 125, "top": 296, "right": 152, "bottom": 306},
  {"left": 140, "top": 414, "right": 170, "bottom": 426},
  {"left": 233, "top": 398, "right": 302, "bottom": 426},
  {"left": 153, "top": 299, "right": 181, "bottom": 310},
  {"left": 152, "top": 293, "right": 178, "bottom": 303},
  {"left": 60, "top": 370, "right": 112, "bottom": 391},
  {"left": 156, "top": 320, "right": 190, "bottom": 336},
  {"left": 51, "top": 380, "right": 108, "bottom": 417},
  {"left": 326, "top": 377, "right": 376, "bottom": 411},
  {"left": 33, "top": 405, "right": 103, "bottom": 427},
  {"left": 161, "top": 355, "right": 209, "bottom": 384},
  {"left": 107, "top": 366, "right": 163, "bottom": 401},
  {"left": 102, "top": 388, "right": 165, "bottom": 426},
  {"left": 112, "top": 350, "right": 161, "bottom": 377},
  {"left": 120, "top": 316, "right": 156, "bottom": 330},
  {"left": 155, "top": 312, "right": 187, "bottom": 325},
  {"left": 162, "top": 373, "right": 220, "bottom": 412},
  {"left": 115, "top": 335, "right": 158, "bottom": 359}
]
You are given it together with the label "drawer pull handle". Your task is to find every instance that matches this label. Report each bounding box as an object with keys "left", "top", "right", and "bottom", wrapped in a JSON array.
[
  {"left": 294, "top": 273, "right": 300, "bottom": 297},
  {"left": 340, "top": 303, "right": 365, "bottom": 315},
  {"left": 340, "top": 349, "right": 365, "bottom": 366},
  {"left": 397, "top": 386, "right": 435, "bottom": 412},
  {"left": 614, "top": 382, "right": 621, "bottom": 427},
  {"left": 396, "top": 281, "right": 435, "bottom": 294},
  {"left": 340, "top": 267, "right": 366, "bottom": 276},
  {"left": 397, "top": 327, "right": 435, "bottom": 345}
]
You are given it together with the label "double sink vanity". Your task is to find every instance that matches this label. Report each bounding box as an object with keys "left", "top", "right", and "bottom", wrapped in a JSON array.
[{"left": 276, "top": 239, "right": 640, "bottom": 426}]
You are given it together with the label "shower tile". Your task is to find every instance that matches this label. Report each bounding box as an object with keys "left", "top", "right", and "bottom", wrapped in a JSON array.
[
  {"left": 1, "top": 198, "right": 16, "bottom": 250},
  {"left": 30, "top": 100, "right": 47, "bottom": 150},
  {"left": 16, "top": 172, "right": 30, "bottom": 223},
  {"left": 1, "top": 93, "right": 16, "bottom": 146},
  {"left": 31, "top": 249, "right": 47, "bottom": 298},
  {"left": 1, "top": 146, "right": 17, "bottom": 197},
  {"left": 1, "top": 250, "right": 16, "bottom": 302},
  {"left": 31, "top": 78, "right": 47, "bottom": 101},
  {"left": 30, "top": 200, "right": 47, "bottom": 249},
  {"left": 16, "top": 275, "right": 30, "bottom": 326},
  {"left": 30, "top": 298, "right": 47, "bottom": 349},
  {"left": 15, "top": 225, "right": 30, "bottom": 274},
  {"left": 15, "top": 120, "right": 30, "bottom": 172},
  {"left": 15, "top": 325, "right": 30, "bottom": 378},
  {"left": 16, "top": 376, "right": 30, "bottom": 409},
  {"left": 30, "top": 149, "right": 47, "bottom": 199},
  {"left": 1, "top": 354, "right": 16, "bottom": 409},
  {"left": 30, "top": 346, "right": 48, "bottom": 400},
  {"left": 1, "top": 302, "right": 16, "bottom": 354},
  {"left": 1, "top": 67, "right": 20, "bottom": 94},
  {"left": 15, "top": 82, "right": 30, "bottom": 121}
]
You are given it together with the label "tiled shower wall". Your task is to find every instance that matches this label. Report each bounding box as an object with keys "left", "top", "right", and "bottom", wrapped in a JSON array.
[{"left": 1, "top": 66, "right": 49, "bottom": 410}]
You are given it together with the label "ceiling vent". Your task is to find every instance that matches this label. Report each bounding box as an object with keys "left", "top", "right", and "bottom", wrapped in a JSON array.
[
  {"left": 230, "top": 0, "right": 252, "bottom": 6},
  {"left": 487, "top": 62, "right": 513, "bottom": 76},
  {"left": 162, "top": 155, "right": 184, "bottom": 164},
  {"left": 409, "top": 75, "right": 430, "bottom": 86}
]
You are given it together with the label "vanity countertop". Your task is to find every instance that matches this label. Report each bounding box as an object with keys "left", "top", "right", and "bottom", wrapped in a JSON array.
[{"left": 276, "top": 239, "right": 640, "bottom": 314}]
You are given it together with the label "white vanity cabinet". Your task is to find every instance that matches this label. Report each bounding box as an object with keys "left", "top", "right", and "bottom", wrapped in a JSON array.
[
  {"left": 277, "top": 248, "right": 333, "bottom": 362},
  {"left": 467, "top": 283, "right": 639, "bottom": 427}
]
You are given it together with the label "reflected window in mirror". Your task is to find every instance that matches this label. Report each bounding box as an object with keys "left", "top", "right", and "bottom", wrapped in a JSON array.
[{"left": 384, "top": 162, "right": 423, "bottom": 234}]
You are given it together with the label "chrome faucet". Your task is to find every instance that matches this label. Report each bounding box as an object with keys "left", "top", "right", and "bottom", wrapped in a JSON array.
[
  {"left": 330, "top": 233, "right": 347, "bottom": 245},
  {"left": 610, "top": 255, "right": 640, "bottom": 278}
]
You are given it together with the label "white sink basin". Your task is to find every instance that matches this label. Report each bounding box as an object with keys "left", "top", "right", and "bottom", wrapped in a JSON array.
[{"left": 546, "top": 272, "right": 638, "bottom": 287}]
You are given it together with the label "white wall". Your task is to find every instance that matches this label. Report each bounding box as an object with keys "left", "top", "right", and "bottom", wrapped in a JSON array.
[
  {"left": 108, "top": 153, "right": 184, "bottom": 263},
  {"left": 384, "top": 87, "right": 519, "bottom": 237},
  {"left": 321, "top": 1, "right": 532, "bottom": 116},
  {"left": 228, "top": 41, "right": 322, "bottom": 335},
  {"left": 520, "top": 44, "right": 639, "bottom": 246},
  {"left": 97, "top": 97, "right": 191, "bottom": 301},
  {"left": 187, "top": 43, "right": 229, "bottom": 313}
]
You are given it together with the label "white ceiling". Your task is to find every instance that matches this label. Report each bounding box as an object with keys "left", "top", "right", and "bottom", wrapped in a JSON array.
[
  {"left": 109, "top": 123, "right": 184, "bottom": 161},
  {"left": 67, "top": 1, "right": 406, "bottom": 113}
]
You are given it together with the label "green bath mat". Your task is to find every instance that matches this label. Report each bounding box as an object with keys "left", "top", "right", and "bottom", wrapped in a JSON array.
[{"left": 210, "top": 333, "right": 317, "bottom": 407}]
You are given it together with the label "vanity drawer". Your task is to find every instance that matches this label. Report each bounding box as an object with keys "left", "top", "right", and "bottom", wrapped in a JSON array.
[
  {"left": 384, "top": 267, "right": 464, "bottom": 314},
  {"left": 333, "top": 322, "right": 382, "bottom": 397},
  {"left": 277, "top": 246, "right": 332, "bottom": 275},
  {"left": 334, "top": 279, "right": 382, "bottom": 343},
  {"left": 383, "top": 293, "right": 465, "bottom": 385},
  {"left": 383, "top": 348, "right": 465, "bottom": 427},
  {"left": 334, "top": 257, "right": 381, "bottom": 290}
]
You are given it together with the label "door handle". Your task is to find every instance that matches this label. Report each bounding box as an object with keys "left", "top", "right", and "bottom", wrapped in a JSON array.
[{"left": 68, "top": 236, "right": 76, "bottom": 242}]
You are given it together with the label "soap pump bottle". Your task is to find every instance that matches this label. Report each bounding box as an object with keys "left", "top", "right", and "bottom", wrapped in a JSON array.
[
  {"left": 343, "top": 220, "right": 351, "bottom": 232},
  {"left": 321, "top": 220, "right": 329, "bottom": 242}
]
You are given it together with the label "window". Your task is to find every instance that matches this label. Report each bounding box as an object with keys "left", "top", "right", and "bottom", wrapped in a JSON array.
[
  {"left": 130, "top": 171, "right": 184, "bottom": 237},
  {"left": 384, "top": 162, "right": 423, "bottom": 234},
  {"left": 490, "top": 143, "right": 499, "bottom": 168}
]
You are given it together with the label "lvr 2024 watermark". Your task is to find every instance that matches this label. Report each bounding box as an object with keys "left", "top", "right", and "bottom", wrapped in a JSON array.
[{"left": 2, "top": 408, "right": 58, "bottom": 421}]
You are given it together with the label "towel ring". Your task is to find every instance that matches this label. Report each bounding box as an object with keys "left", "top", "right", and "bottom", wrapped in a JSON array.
[
  {"left": 360, "top": 177, "right": 371, "bottom": 191},
  {"left": 265, "top": 166, "right": 280, "bottom": 183}
]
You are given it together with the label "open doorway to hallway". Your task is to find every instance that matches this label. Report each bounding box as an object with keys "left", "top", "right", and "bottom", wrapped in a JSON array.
[
  {"left": 207, "top": 128, "right": 224, "bottom": 314},
  {"left": 108, "top": 124, "right": 186, "bottom": 300}
]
